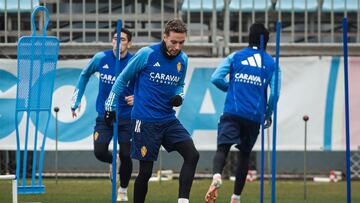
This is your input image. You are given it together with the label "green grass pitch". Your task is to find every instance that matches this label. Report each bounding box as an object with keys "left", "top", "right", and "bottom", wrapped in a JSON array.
[{"left": 1, "top": 179, "right": 359, "bottom": 202}]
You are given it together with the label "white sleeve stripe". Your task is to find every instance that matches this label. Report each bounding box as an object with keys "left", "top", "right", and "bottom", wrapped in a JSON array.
[
  {"left": 105, "top": 92, "right": 115, "bottom": 111},
  {"left": 134, "top": 120, "right": 141, "bottom": 133},
  {"left": 70, "top": 89, "right": 79, "bottom": 108}
]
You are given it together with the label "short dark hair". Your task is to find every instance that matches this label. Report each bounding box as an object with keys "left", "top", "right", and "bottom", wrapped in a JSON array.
[
  {"left": 248, "top": 22, "right": 269, "bottom": 48},
  {"left": 164, "top": 19, "right": 187, "bottom": 35},
  {"left": 112, "top": 27, "right": 132, "bottom": 42}
]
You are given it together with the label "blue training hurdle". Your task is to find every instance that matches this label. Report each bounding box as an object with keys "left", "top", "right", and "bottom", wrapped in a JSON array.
[{"left": 15, "top": 5, "right": 59, "bottom": 195}]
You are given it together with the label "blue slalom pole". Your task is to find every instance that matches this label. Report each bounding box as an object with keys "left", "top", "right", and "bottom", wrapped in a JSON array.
[
  {"left": 259, "top": 34, "right": 265, "bottom": 203},
  {"left": 112, "top": 19, "right": 122, "bottom": 203},
  {"left": 271, "top": 21, "right": 281, "bottom": 203},
  {"left": 342, "top": 17, "right": 352, "bottom": 203}
]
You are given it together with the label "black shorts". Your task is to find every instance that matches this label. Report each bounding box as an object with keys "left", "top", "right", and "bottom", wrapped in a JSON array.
[
  {"left": 93, "top": 116, "right": 132, "bottom": 144},
  {"left": 217, "top": 113, "right": 260, "bottom": 153},
  {"left": 131, "top": 119, "right": 192, "bottom": 161}
]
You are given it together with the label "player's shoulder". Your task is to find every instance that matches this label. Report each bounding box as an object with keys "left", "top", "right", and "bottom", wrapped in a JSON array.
[
  {"left": 137, "top": 46, "right": 155, "bottom": 56},
  {"left": 263, "top": 51, "right": 273, "bottom": 58},
  {"left": 235, "top": 47, "right": 253, "bottom": 56},
  {"left": 224, "top": 51, "right": 238, "bottom": 62},
  {"left": 179, "top": 51, "right": 188, "bottom": 62},
  {"left": 91, "top": 51, "right": 108, "bottom": 65},
  {"left": 94, "top": 50, "right": 110, "bottom": 59},
  {"left": 263, "top": 52, "right": 275, "bottom": 65},
  {"left": 103, "top": 49, "right": 114, "bottom": 56}
]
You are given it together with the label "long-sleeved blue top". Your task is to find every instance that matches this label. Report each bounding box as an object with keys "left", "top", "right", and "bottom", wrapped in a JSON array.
[
  {"left": 105, "top": 42, "right": 188, "bottom": 122},
  {"left": 71, "top": 50, "right": 133, "bottom": 118},
  {"left": 211, "top": 47, "right": 281, "bottom": 123}
]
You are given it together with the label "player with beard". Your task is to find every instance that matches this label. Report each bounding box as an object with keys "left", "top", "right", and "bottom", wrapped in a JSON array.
[{"left": 104, "top": 19, "right": 199, "bottom": 203}]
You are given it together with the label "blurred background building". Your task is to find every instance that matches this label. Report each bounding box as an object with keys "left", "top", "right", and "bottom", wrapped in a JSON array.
[{"left": 1, "top": 0, "right": 360, "bottom": 58}]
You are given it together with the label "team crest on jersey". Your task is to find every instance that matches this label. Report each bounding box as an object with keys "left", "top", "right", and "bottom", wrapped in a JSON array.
[
  {"left": 94, "top": 131, "right": 99, "bottom": 141},
  {"left": 177, "top": 62, "right": 181, "bottom": 72},
  {"left": 141, "top": 146, "right": 147, "bottom": 157}
]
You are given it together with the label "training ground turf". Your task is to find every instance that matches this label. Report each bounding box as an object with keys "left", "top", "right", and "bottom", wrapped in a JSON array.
[{"left": 0, "top": 179, "right": 359, "bottom": 202}]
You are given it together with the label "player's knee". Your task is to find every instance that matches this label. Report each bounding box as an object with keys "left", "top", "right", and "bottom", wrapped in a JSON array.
[
  {"left": 138, "top": 163, "right": 153, "bottom": 180},
  {"left": 119, "top": 149, "right": 130, "bottom": 159},
  {"left": 239, "top": 150, "right": 251, "bottom": 159},
  {"left": 119, "top": 143, "right": 131, "bottom": 159},
  {"left": 94, "top": 144, "right": 110, "bottom": 163},
  {"left": 217, "top": 144, "right": 231, "bottom": 153},
  {"left": 138, "top": 168, "right": 152, "bottom": 181},
  {"left": 94, "top": 150, "right": 107, "bottom": 162},
  {"left": 187, "top": 149, "right": 199, "bottom": 165},
  {"left": 119, "top": 153, "right": 131, "bottom": 163}
]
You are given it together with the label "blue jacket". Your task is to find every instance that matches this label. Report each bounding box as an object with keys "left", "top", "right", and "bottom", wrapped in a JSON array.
[
  {"left": 105, "top": 43, "right": 188, "bottom": 122},
  {"left": 211, "top": 47, "right": 281, "bottom": 123},
  {"left": 71, "top": 50, "right": 133, "bottom": 118}
]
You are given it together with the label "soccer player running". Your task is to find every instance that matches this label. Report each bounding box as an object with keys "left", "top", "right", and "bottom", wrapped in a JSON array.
[
  {"left": 104, "top": 19, "right": 199, "bottom": 203},
  {"left": 71, "top": 28, "right": 134, "bottom": 201},
  {"left": 204, "top": 23, "right": 281, "bottom": 203}
]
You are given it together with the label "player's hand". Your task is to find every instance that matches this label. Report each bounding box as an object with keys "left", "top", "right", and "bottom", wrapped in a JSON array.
[
  {"left": 71, "top": 104, "right": 81, "bottom": 118},
  {"left": 71, "top": 109, "right": 77, "bottom": 118},
  {"left": 125, "top": 95, "right": 134, "bottom": 106},
  {"left": 104, "top": 111, "right": 116, "bottom": 127},
  {"left": 264, "top": 116, "right": 272, "bottom": 129},
  {"left": 170, "top": 95, "right": 183, "bottom": 107}
]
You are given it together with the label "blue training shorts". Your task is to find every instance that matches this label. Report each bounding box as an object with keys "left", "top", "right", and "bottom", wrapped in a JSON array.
[
  {"left": 93, "top": 116, "right": 132, "bottom": 144},
  {"left": 131, "top": 118, "right": 192, "bottom": 161},
  {"left": 217, "top": 113, "right": 260, "bottom": 154}
]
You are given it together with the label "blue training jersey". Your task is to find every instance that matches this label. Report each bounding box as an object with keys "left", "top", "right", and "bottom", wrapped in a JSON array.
[
  {"left": 71, "top": 50, "right": 134, "bottom": 118},
  {"left": 105, "top": 43, "right": 188, "bottom": 122},
  {"left": 211, "top": 47, "right": 281, "bottom": 123}
]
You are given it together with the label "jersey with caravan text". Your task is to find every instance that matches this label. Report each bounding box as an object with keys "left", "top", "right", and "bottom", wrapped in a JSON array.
[
  {"left": 211, "top": 47, "right": 280, "bottom": 123},
  {"left": 106, "top": 43, "right": 188, "bottom": 122},
  {"left": 71, "top": 50, "right": 133, "bottom": 118}
]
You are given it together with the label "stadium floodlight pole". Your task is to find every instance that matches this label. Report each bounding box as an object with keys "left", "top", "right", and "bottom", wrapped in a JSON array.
[
  {"left": 111, "top": 19, "right": 122, "bottom": 203},
  {"left": 259, "top": 34, "right": 265, "bottom": 203},
  {"left": 271, "top": 20, "right": 281, "bottom": 203},
  {"left": 342, "top": 17, "right": 352, "bottom": 203}
]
